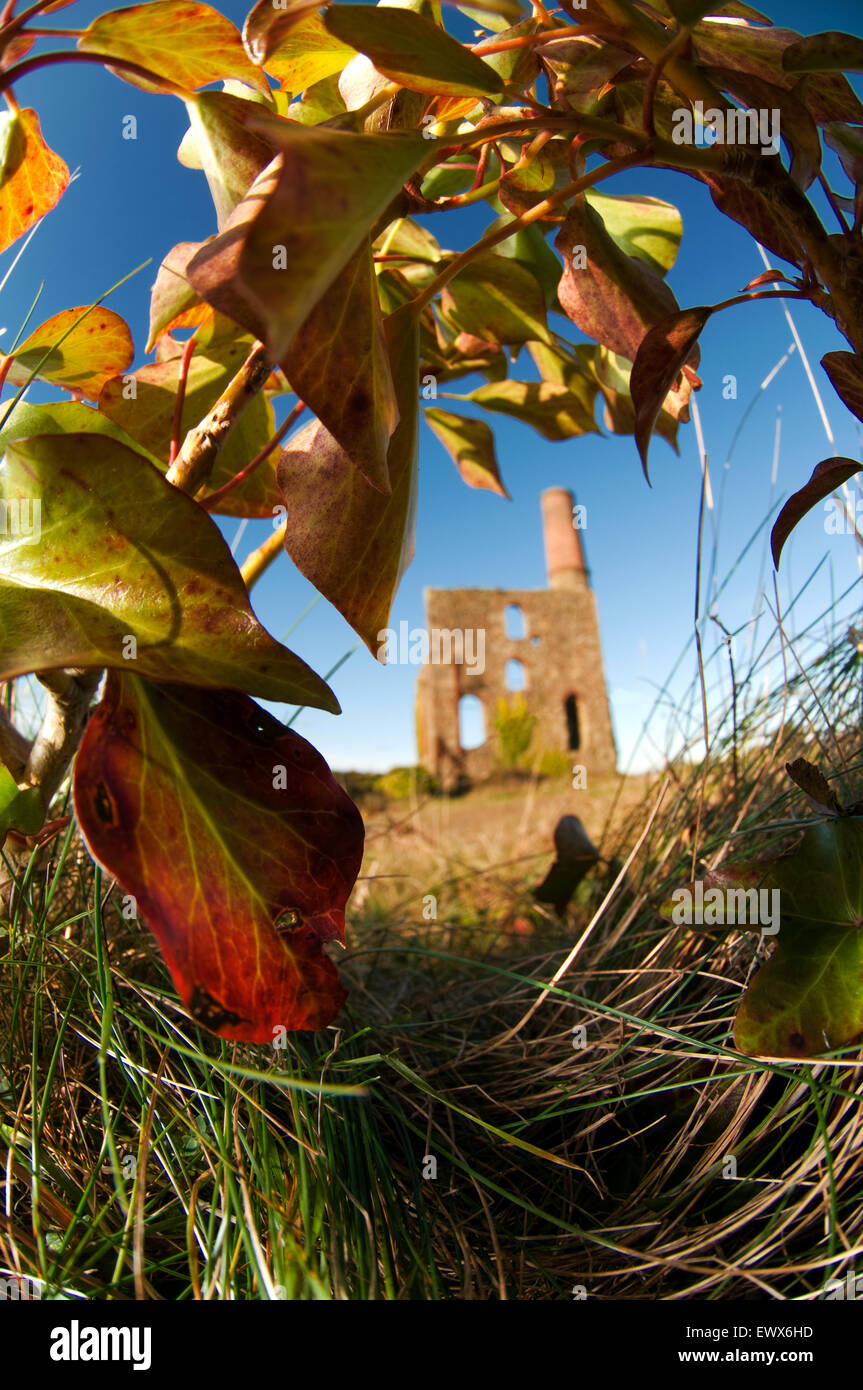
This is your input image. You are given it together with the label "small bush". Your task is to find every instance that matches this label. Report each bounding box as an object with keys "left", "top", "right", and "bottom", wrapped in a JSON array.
[
  {"left": 492, "top": 694, "right": 537, "bottom": 769},
  {"left": 374, "top": 765, "right": 440, "bottom": 800}
]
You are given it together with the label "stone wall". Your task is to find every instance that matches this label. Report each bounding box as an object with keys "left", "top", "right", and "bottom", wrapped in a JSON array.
[{"left": 416, "top": 576, "right": 617, "bottom": 789}]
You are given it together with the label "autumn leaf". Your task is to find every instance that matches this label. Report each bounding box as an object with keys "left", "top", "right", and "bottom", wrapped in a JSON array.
[
  {"left": 440, "top": 252, "right": 552, "bottom": 348},
  {"left": 74, "top": 675, "right": 364, "bottom": 1040},
  {"left": 0, "top": 432, "right": 337, "bottom": 710},
  {"left": 323, "top": 4, "right": 504, "bottom": 97},
  {"left": 278, "top": 308, "right": 419, "bottom": 652},
  {"left": 147, "top": 241, "right": 213, "bottom": 350},
  {"left": 186, "top": 124, "right": 427, "bottom": 361},
  {"left": 555, "top": 200, "right": 680, "bottom": 364},
  {"left": 630, "top": 307, "right": 711, "bottom": 479},
  {"left": 770, "top": 455, "right": 862, "bottom": 567},
  {"left": 281, "top": 239, "right": 397, "bottom": 493},
  {"left": 467, "top": 378, "right": 598, "bottom": 442},
  {"left": 0, "top": 108, "right": 68, "bottom": 255},
  {"left": 821, "top": 351, "right": 863, "bottom": 426},
  {"left": 424, "top": 407, "right": 509, "bottom": 496},
  {"left": 0, "top": 306, "right": 133, "bottom": 401},
  {"left": 242, "top": 0, "right": 323, "bottom": 64},
  {"left": 262, "top": 11, "right": 356, "bottom": 92},
  {"left": 78, "top": 0, "right": 270, "bottom": 95},
  {"left": 179, "top": 91, "right": 280, "bottom": 230}
]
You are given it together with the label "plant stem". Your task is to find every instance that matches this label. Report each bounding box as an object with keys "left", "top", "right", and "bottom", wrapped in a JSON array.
[
  {"left": 167, "top": 332, "right": 198, "bottom": 467},
  {"left": 203, "top": 402, "right": 303, "bottom": 511},
  {"left": 0, "top": 702, "right": 31, "bottom": 780},
  {"left": 0, "top": 49, "right": 191, "bottom": 101},
  {"left": 240, "top": 519, "right": 288, "bottom": 591},
  {"left": 411, "top": 150, "right": 647, "bottom": 313},
  {"left": 166, "top": 344, "right": 272, "bottom": 497},
  {"left": 26, "top": 670, "right": 101, "bottom": 812}
]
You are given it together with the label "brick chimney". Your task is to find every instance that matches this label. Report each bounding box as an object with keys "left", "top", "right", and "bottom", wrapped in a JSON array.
[{"left": 541, "top": 487, "right": 587, "bottom": 590}]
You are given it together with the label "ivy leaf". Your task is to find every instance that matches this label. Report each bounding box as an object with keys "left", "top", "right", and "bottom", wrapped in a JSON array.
[
  {"left": 770, "top": 455, "right": 862, "bottom": 567},
  {"left": 179, "top": 92, "right": 279, "bottom": 230},
  {"left": 555, "top": 200, "right": 680, "bottom": 363},
  {"left": 0, "top": 432, "right": 337, "bottom": 711},
  {"left": 0, "top": 399, "right": 163, "bottom": 468},
  {"left": 147, "top": 241, "right": 212, "bottom": 350},
  {"left": 0, "top": 306, "right": 133, "bottom": 401},
  {"left": 282, "top": 240, "right": 397, "bottom": 493},
  {"left": 78, "top": 0, "right": 270, "bottom": 95},
  {"left": 783, "top": 31, "right": 863, "bottom": 75},
  {"left": 263, "top": 11, "right": 357, "bottom": 92},
  {"left": 467, "top": 378, "right": 599, "bottom": 441},
  {"left": 0, "top": 765, "right": 43, "bottom": 842},
  {"left": 186, "top": 124, "right": 427, "bottom": 362},
  {"left": 323, "top": 4, "right": 503, "bottom": 97},
  {"left": 583, "top": 191, "right": 683, "bottom": 277},
  {"left": 99, "top": 333, "right": 280, "bottom": 517},
  {"left": 441, "top": 252, "right": 552, "bottom": 348},
  {"left": 821, "top": 350, "right": 863, "bottom": 426},
  {"left": 423, "top": 407, "right": 509, "bottom": 496},
  {"left": 74, "top": 675, "right": 363, "bottom": 1040},
  {"left": 630, "top": 307, "right": 711, "bottom": 479},
  {"left": 0, "top": 108, "right": 69, "bottom": 255},
  {"left": 725, "top": 818, "right": 863, "bottom": 1058},
  {"left": 278, "top": 309, "right": 419, "bottom": 653},
  {"left": 241, "top": 0, "right": 323, "bottom": 64}
]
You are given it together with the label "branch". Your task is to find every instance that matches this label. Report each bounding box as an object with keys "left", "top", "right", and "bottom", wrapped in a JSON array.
[
  {"left": 240, "top": 519, "right": 288, "bottom": 590},
  {"left": 165, "top": 344, "right": 272, "bottom": 496},
  {"left": 26, "top": 670, "right": 102, "bottom": 811},
  {"left": 0, "top": 702, "right": 31, "bottom": 780}
]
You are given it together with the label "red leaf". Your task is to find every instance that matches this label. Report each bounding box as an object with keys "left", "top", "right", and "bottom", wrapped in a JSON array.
[
  {"left": 821, "top": 350, "right": 863, "bottom": 425},
  {"left": 74, "top": 675, "right": 364, "bottom": 1041},
  {"left": 770, "top": 455, "right": 862, "bottom": 567},
  {"left": 630, "top": 307, "right": 712, "bottom": 479}
]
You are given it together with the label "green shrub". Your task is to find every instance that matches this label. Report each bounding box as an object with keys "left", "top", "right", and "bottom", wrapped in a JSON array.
[
  {"left": 492, "top": 695, "right": 537, "bottom": 769},
  {"left": 374, "top": 766, "right": 440, "bottom": 800}
]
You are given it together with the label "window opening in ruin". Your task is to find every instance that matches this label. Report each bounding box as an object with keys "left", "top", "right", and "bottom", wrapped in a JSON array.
[{"left": 565, "top": 693, "right": 580, "bottom": 750}]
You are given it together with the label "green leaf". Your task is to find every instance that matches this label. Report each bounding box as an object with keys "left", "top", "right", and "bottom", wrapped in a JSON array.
[
  {"left": 0, "top": 765, "right": 43, "bottom": 841},
  {"left": 282, "top": 239, "right": 397, "bottom": 493},
  {"left": 441, "top": 251, "right": 552, "bottom": 348},
  {"left": 0, "top": 432, "right": 337, "bottom": 710},
  {"left": 770, "top": 455, "right": 862, "bottom": 568},
  {"left": 583, "top": 191, "right": 683, "bottom": 277},
  {"left": 323, "top": 4, "right": 504, "bottom": 96},
  {"left": 186, "top": 124, "right": 428, "bottom": 361},
  {"left": 278, "top": 308, "right": 420, "bottom": 653},
  {"left": 0, "top": 306, "right": 134, "bottom": 402},
  {"left": 424, "top": 407, "right": 509, "bottom": 495},
  {"left": 99, "top": 333, "right": 280, "bottom": 517},
  {"left": 0, "top": 399, "right": 163, "bottom": 469},
  {"left": 467, "top": 378, "right": 599, "bottom": 441},
  {"left": 783, "top": 31, "right": 863, "bottom": 75},
  {"left": 74, "top": 675, "right": 363, "bottom": 1040},
  {"left": 727, "top": 819, "right": 863, "bottom": 1058},
  {"left": 78, "top": 0, "right": 270, "bottom": 94},
  {"left": 147, "top": 241, "right": 209, "bottom": 350}
]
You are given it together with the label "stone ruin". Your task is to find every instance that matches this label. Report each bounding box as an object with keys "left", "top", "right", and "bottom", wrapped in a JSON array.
[{"left": 416, "top": 487, "right": 617, "bottom": 790}]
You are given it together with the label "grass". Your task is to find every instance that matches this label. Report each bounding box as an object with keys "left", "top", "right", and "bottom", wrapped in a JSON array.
[{"left": 2, "top": 575, "right": 863, "bottom": 1299}]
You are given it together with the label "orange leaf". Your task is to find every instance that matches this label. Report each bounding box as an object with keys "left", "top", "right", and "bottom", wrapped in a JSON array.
[
  {"left": 0, "top": 108, "right": 68, "bottom": 255},
  {"left": 2, "top": 306, "right": 134, "bottom": 401}
]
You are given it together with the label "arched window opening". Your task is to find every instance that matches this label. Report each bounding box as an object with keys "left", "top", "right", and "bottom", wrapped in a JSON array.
[
  {"left": 504, "top": 603, "right": 526, "bottom": 640},
  {"left": 505, "top": 659, "right": 526, "bottom": 692},
  {"left": 564, "top": 693, "right": 580, "bottom": 751},
  {"left": 459, "top": 694, "right": 485, "bottom": 750}
]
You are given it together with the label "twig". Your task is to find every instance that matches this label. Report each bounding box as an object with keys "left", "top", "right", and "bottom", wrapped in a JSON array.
[
  {"left": 165, "top": 344, "right": 272, "bottom": 497},
  {"left": 239, "top": 519, "right": 288, "bottom": 590},
  {"left": 26, "top": 670, "right": 102, "bottom": 810},
  {"left": 0, "top": 702, "right": 31, "bottom": 780}
]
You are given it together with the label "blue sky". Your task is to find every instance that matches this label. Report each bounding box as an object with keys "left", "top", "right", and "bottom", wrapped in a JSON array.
[{"left": 4, "top": 0, "right": 863, "bottom": 772}]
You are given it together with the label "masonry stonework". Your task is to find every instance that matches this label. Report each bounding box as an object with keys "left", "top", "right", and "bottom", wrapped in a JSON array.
[{"left": 417, "top": 488, "right": 617, "bottom": 789}]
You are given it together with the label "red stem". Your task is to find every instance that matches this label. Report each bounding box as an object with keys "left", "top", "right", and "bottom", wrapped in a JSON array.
[
  {"left": 168, "top": 334, "right": 198, "bottom": 467},
  {"left": 0, "top": 49, "right": 190, "bottom": 99},
  {"left": 202, "top": 401, "right": 304, "bottom": 511}
]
